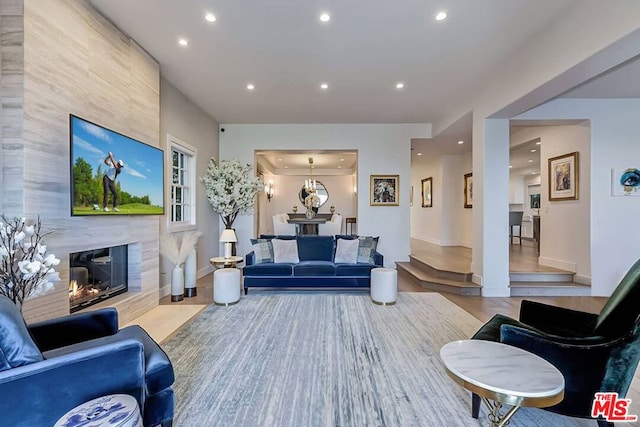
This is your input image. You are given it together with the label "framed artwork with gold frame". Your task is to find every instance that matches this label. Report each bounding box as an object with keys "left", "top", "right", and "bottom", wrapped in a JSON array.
[
  {"left": 370, "top": 175, "right": 399, "bottom": 206},
  {"left": 464, "top": 173, "right": 473, "bottom": 208},
  {"left": 421, "top": 177, "right": 432, "bottom": 207},
  {"left": 548, "top": 152, "right": 579, "bottom": 201}
]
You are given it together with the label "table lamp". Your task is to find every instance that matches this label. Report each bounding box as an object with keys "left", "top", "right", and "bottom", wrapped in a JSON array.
[{"left": 219, "top": 229, "right": 237, "bottom": 259}]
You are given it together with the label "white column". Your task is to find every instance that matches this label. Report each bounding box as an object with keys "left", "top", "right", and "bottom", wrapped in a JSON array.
[{"left": 472, "top": 116, "right": 511, "bottom": 297}]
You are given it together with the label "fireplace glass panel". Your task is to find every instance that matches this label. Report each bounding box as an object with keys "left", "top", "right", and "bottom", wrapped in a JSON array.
[{"left": 69, "top": 245, "right": 128, "bottom": 312}]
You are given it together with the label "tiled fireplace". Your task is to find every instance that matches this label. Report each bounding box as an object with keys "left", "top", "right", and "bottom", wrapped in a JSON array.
[{"left": 69, "top": 245, "right": 128, "bottom": 313}]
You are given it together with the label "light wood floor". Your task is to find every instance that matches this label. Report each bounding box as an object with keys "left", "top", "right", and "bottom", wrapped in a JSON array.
[
  {"left": 410, "top": 238, "right": 569, "bottom": 274},
  {"left": 160, "top": 271, "right": 607, "bottom": 324}
]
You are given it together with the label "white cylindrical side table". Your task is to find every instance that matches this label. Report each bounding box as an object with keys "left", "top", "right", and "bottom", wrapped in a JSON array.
[
  {"left": 213, "top": 268, "right": 241, "bottom": 306},
  {"left": 370, "top": 267, "right": 397, "bottom": 305},
  {"left": 54, "top": 394, "right": 142, "bottom": 427}
]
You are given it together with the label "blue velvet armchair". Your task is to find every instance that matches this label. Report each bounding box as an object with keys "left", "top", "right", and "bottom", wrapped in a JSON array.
[
  {"left": 0, "top": 296, "right": 174, "bottom": 427},
  {"left": 471, "top": 258, "right": 640, "bottom": 426}
]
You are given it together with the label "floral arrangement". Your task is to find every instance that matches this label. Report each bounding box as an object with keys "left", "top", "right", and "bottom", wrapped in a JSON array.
[
  {"left": 304, "top": 192, "right": 320, "bottom": 210},
  {"left": 200, "top": 158, "right": 264, "bottom": 228},
  {"left": 0, "top": 215, "right": 60, "bottom": 311},
  {"left": 160, "top": 230, "right": 202, "bottom": 267}
]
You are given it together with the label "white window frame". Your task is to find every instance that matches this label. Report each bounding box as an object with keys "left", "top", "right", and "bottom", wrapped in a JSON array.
[{"left": 167, "top": 134, "right": 197, "bottom": 232}]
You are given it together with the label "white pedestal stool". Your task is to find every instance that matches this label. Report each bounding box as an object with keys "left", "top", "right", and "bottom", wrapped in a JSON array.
[
  {"left": 213, "top": 268, "right": 241, "bottom": 306},
  {"left": 370, "top": 267, "right": 397, "bottom": 305}
]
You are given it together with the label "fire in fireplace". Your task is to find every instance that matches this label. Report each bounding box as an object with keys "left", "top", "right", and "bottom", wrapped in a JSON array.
[{"left": 69, "top": 245, "right": 128, "bottom": 312}]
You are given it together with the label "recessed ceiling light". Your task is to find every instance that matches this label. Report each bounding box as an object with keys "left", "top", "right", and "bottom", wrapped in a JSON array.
[
  {"left": 528, "top": 159, "right": 533, "bottom": 163},
  {"left": 277, "top": 158, "right": 282, "bottom": 161},
  {"left": 246, "top": 84, "right": 255, "bottom": 90},
  {"left": 284, "top": 165, "right": 288, "bottom": 169},
  {"left": 457, "top": 140, "right": 464, "bottom": 145},
  {"left": 536, "top": 141, "right": 541, "bottom": 145},
  {"left": 205, "top": 13, "right": 216, "bottom": 22},
  {"left": 417, "top": 152, "right": 422, "bottom": 156},
  {"left": 509, "top": 165, "right": 513, "bottom": 168},
  {"left": 337, "top": 165, "right": 342, "bottom": 169},
  {"left": 530, "top": 149, "right": 536, "bottom": 152},
  {"left": 340, "top": 158, "right": 345, "bottom": 161},
  {"left": 435, "top": 11, "right": 447, "bottom": 21},
  {"left": 396, "top": 82, "right": 404, "bottom": 89},
  {"left": 320, "top": 83, "right": 329, "bottom": 90},
  {"left": 531, "top": 172, "right": 537, "bottom": 174},
  {"left": 320, "top": 13, "right": 330, "bottom": 22},
  {"left": 178, "top": 38, "right": 188, "bottom": 47}
]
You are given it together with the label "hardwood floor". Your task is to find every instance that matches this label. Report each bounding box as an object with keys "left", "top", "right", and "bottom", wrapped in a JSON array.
[
  {"left": 162, "top": 271, "right": 607, "bottom": 325},
  {"left": 410, "top": 238, "right": 570, "bottom": 274}
]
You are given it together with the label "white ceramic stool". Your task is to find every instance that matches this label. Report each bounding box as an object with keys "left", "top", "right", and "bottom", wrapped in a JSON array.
[
  {"left": 54, "top": 394, "right": 142, "bottom": 427},
  {"left": 214, "top": 268, "right": 241, "bottom": 306},
  {"left": 370, "top": 267, "right": 397, "bottom": 305}
]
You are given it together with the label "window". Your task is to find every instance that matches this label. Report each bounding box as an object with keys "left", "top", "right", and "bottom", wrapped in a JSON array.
[{"left": 168, "top": 135, "right": 197, "bottom": 230}]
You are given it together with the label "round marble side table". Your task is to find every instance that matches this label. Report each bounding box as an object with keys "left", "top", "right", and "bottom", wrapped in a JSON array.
[{"left": 440, "top": 340, "right": 564, "bottom": 427}]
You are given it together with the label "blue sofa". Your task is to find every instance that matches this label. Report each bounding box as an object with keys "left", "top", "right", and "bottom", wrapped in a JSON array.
[
  {"left": 0, "top": 295, "right": 174, "bottom": 427},
  {"left": 243, "top": 235, "right": 383, "bottom": 293}
]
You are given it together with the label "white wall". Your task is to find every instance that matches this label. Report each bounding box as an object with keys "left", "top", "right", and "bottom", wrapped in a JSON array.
[
  {"left": 220, "top": 124, "right": 431, "bottom": 267},
  {"left": 410, "top": 151, "right": 472, "bottom": 247},
  {"left": 508, "top": 122, "right": 591, "bottom": 281},
  {"left": 515, "top": 99, "right": 640, "bottom": 296},
  {"left": 411, "top": 155, "right": 442, "bottom": 244},
  {"left": 159, "top": 77, "right": 219, "bottom": 294}
]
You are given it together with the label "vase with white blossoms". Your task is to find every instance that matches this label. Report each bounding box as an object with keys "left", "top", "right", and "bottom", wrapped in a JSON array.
[{"left": 0, "top": 215, "right": 60, "bottom": 312}]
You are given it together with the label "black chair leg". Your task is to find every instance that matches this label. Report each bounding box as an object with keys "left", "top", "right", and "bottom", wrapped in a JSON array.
[
  {"left": 471, "top": 392, "right": 480, "bottom": 419},
  {"left": 596, "top": 419, "right": 613, "bottom": 427},
  {"left": 161, "top": 421, "right": 173, "bottom": 427}
]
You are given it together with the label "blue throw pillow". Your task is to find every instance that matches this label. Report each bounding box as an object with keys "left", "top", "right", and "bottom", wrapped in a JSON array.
[
  {"left": 357, "top": 236, "right": 379, "bottom": 264},
  {"left": 250, "top": 238, "right": 274, "bottom": 264},
  {"left": 0, "top": 296, "right": 43, "bottom": 371}
]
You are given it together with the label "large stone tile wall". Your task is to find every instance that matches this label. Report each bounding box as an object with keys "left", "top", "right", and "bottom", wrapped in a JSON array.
[{"left": 1, "top": 0, "right": 161, "bottom": 324}]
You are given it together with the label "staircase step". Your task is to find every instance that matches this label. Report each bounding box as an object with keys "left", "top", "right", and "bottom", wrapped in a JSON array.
[
  {"left": 397, "top": 262, "right": 481, "bottom": 296},
  {"left": 509, "top": 281, "right": 591, "bottom": 297},
  {"left": 509, "top": 271, "right": 574, "bottom": 283},
  {"left": 408, "top": 255, "right": 472, "bottom": 282}
]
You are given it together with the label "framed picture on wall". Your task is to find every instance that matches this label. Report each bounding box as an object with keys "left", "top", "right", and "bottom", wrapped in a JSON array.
[
  {"left": 464, "top": 173, "right": 473, "bottom": 208},
  {"left": 370, "top": 175, "right": 399, "bottom": 206},
  {"left": 548, "top": 152, "right": 579, "bottom": 201},
  {"left": 421, "top": 177, "right": 432, "bottom": 207},
  {"left": 410, "top": 185, "right": 414, "bottom": 206}
]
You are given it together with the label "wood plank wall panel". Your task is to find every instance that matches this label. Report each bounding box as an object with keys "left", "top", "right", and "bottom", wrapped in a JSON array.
[
  {"left": 18, "top": 0, "right": 161, "bottom": 323},
  {"left": 0, "top": 0, "right": 24, "bottom": 217}
]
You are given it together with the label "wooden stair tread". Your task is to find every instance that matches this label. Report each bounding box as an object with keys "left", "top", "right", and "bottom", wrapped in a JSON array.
[
  {"left": 397, "top": 262, "right": 479, "bottom": 288},
  {"left": 408, "top": 255, "right": 472, "bottom": 276},
  {"left": 510, "top": 281, "right": 589, "bottom": 288}
]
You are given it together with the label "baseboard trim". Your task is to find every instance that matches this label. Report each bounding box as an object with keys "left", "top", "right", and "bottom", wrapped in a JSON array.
[
  {"left": 159, "top": 284, "right": 171, "bottom": 298},
  {"left": 472, "top": 273, "right": 483, "bottom": 286},
  {"left": 481, "top": 287, "right": 511, "bottom": 297},
  {"left": 538, "top": 257, "right": 577, "bottom": 273},
  {"left": 198, "top": 265, "right": 214, "bottom": 278}
]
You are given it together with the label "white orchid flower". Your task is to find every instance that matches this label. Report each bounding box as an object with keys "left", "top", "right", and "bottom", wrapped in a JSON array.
[
  {"left": 14, "top": 231, "right": 25, "bottom": 243},
  {"left": 24, "top": 225, "right": 35, "bottom": 236}
]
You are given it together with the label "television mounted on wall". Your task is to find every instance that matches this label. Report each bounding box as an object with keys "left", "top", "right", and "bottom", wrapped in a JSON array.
[{"left": 70, "top": 114, "right": 165, "bottom": 216}]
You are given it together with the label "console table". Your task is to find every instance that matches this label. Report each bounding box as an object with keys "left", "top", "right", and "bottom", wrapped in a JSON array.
[
  {"left": 440, "top": 340, "right": 564, "bottom": 427},
  {"left": 287, "top": 218, "right": 327, "bottom": 235}
]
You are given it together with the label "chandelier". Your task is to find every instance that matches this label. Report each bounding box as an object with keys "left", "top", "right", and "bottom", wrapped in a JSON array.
[{"left": 304, "top": 157, "right": 317, "bottom": 192}]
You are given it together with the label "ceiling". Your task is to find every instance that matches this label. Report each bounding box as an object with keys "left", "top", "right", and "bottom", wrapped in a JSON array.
[
  {"left": 90, "top": 0, "right": 577, "bottom": 124},
  {"left": 256, "top": 151, "right": 357, "bottom": 176}
]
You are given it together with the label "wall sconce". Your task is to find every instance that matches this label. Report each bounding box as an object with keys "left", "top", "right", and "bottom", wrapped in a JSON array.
[{"left": 265, "top": 180, "right": 274, "bottom": 202}]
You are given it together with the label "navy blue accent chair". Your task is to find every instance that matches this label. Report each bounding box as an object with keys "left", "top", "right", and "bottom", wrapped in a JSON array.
[
  {"left": 471, "top": 258, "right": 640, "bottom": 427},
  {"left": 0, "top": 295, "right": 174, "bottom": 427}
]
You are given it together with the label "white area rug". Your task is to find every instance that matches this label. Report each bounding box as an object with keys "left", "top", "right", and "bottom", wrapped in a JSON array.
[{"left": 163, "top": 292, "right": 595, "bottom": 426}]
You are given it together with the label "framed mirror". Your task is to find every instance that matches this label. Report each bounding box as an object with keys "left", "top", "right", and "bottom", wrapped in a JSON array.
[{"left": 299, "top": 181, "right": 329, "bottom": 207}]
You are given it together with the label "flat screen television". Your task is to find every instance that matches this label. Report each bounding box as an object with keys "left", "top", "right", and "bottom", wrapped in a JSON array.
[{"left": 70, "top": 115, "right": 164, "bottom": 216}]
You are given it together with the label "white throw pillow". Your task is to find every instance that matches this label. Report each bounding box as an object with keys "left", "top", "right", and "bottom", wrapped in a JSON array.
[
  {"left": 272, "top": 239, "right": 300, "bottom": 263},
  {"left": 334, "top": 238, "right": 359, "bottom": 264}
]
